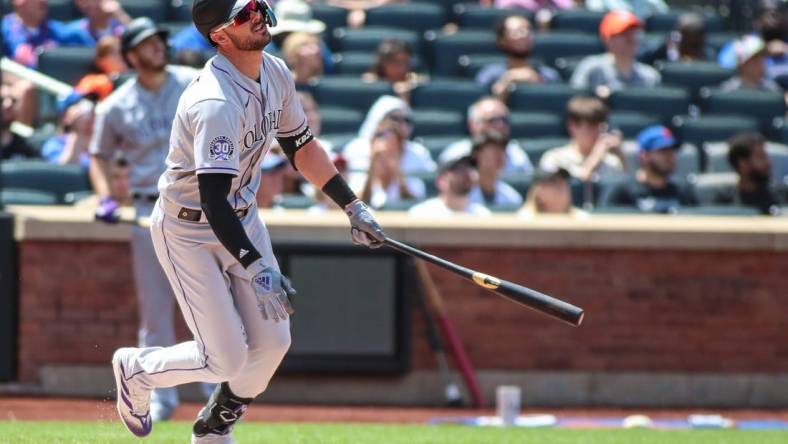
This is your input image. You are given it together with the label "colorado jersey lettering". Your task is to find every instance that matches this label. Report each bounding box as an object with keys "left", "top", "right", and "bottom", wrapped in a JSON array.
[{"left": 159, "top": 52, "right": 309, "bottom": 211}]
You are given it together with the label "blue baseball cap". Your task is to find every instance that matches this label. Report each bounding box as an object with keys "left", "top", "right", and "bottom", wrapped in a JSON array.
[{"left": 637, "top": 125, "right": 677, "bottom": 152}]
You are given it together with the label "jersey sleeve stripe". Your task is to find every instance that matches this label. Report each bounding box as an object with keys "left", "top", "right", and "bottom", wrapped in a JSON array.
[{"left": 196, "top": 167, "right": 240, "bottom": 175}]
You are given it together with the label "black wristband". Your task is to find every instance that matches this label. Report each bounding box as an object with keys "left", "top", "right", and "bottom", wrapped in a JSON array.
[{"left": 321, "top": 174, "right": 357, "bottom": 209}]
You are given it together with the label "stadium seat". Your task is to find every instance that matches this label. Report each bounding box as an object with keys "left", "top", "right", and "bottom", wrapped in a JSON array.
[
  {"left": 411, "top": 110, "right": 465, "bottom": 137},
  {"left": 119, "top": 0, "right": 168, "bottom": 22},
  {"left": 312, "top": 77, "right": 394, "bottom": 112},
  {"left": 37, "top": 47, "right": 96, "bottom": 86},
  {"left": 380, "top": 199, "right": 421, "bottom": 211},
  {"left": 658, "top": 61, "right": 734, "bottom": 101},
  {"left": 676, "top": 205, "right": 761, "bottom": 216},
  {"left": 0, "top": 189, "right": 58, "bottom": 206},
  {"left": 308, "top": 3, "right": 349, "bottom": 37},
  {"left": 425, "top": 30, "right": 498, "bottom": 77},
  {"left": 607, "top": 87, "right": 692, "bottom": 125},
  {"left": 706, "top": 32, "right": 739, "bottom": 52},
  {"left": 168, "top": 0, "right": 194, "bottom": 22},
  {"left": 552, "top": 56, "right": 585, "bottom": 81},
  {"left": 608, "top": 112, "right": 662, "bottom": 139},
  {"left": 646, "top": 11, "right": 724, "bottom": 33},
  {"left": 332, "top": 52, "right": 425, "bottom": 75},
  {"left": 319, "top": 133, "right": 356, "bottom": 153},
  {"left": 488, "top": 202, "right": 522, "bottom": 213},
  {"left": 508, "top": 83, "right": 585, "bottom": 115},
  {"left": 365, "top": 3, "right": 446, "bottom": 33},
  {"left": 274, "top": 194, "right": 313, "bottom": 209},
  {"left": 318, "top": 106, "right": 364, "bottom": 134},
  {"left": 0, "top": 162, "right": 91, "bottom": 204},
  {"left": 458, "top": 54, "right": 508, "bottom": 79},
  {"left": 415, "top": 135, "right": 464, "bottom": 161},
  {"left": 531, "top": 32, "right": 604, "bottom": 66},
  {"left": 46, "top": 0, "right": 77, "bottom": 21},
  {"left": 410, "top": 79, "right": 486, "bottom": 112},
  {"left": 499, "top": 172, "right": 531, "bottom": 197},
  {"left": 331, "top": 27, "right": 422, "bottom": 57},
  {"left": 516, "top": 137, "right": 569, "bottom": 165},
  {"left": 673, "top": 115, "right": 759, "bottom": 149},
  {"left": 700, "top": 89, "right": 787, "bottom": 139},
  {"left": 452, "top": 5, "right": 532, "bottom": 29},
  {"left": 509, "top": 112, "right": 565, "bottom": 138},
  {"left": 550, "top": 10, "right": 606, "bottom": 34}
]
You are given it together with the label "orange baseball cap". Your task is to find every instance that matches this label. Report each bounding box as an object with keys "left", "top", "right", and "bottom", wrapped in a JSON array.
[{"left": 599, "top": 10, "right": 643, "bottom": 40}]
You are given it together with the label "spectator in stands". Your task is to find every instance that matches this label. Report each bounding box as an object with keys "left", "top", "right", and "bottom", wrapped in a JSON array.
[
  {"left": 1, "top": 76, "right": 37, "bottom": 127},
  {"left": 481, "top": 0, "right": 575, "bottom": 12},
  {"left": 584, "top": 0, "right": 668, "bottom": 19},
  {"left": 718, "top": 36, "right": 782, "bottom": 93},
  {"left": 518, "top": 166, "right": 588, "bottom": 217},
  {"left": 66, "top": 0, "right": 130, "bottom": 46},
  {"left": 70, "top": 36, "right": 128, "bottom": 105},
  {"left": 570, "top": 10, "right": 661, "bottom": 97},
  {"left": 256, "top": 151, "right": 289, "bottom": 209},
  {"left": 714, "top": 132, "right": 783, "bottom": 215},
  {"left": 477, "top": 14, "right": 560, "bottom": 101},
  {"left": 269, "top": 0, "right": 334, "bottom": 74},
  {"left": 440, "top": 97, "right": 533, "bottom": 174},
  {"left": 75, "top": 152, "right": 131, "bottom": 207},
  {"left": 539, "top": 96, "right": 625, "bottom": 181},
  {"left": 600, "top": 125, "right": 698, "bottom": 213},
  {"left": 363, "top": 39, "right": 426, "bottom": 103},
  {"left": 354, "top": 120, "right": 425, "bottom": 209},
  {"left": 282, "top": 32, "right": 324, "bottom": 88},
  {"left": 344, "top": 95, "right": 436, "bottom": 175},
  {"left": 170, "top": 24, "right": 216, "bottom": 66},
  {"left": 468, "top": 130, "right": 523, "bottom": 207},
  {"left": 409, "top": 156, "right": 492, "bottom": 217},
  {"left": 308, "top": 152, "right": 350, "bottom": 213},
  {"left": 41, "top": 92, "right": 96, "bottom": 167},
  {"left": 641, "top": 12, "right": 715, "bottom": 65},
  {"left": 0, "top": 84, "right": 38, "bottom": 160},
  {"left": 1, "top": 0, "right": 75, "bottom": 68}
]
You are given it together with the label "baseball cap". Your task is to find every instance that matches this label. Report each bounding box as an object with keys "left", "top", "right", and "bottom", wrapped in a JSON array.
[
  {"left": 193, "top": 0, "right": 276, "bottom": 43},
  {"left": 121, "top": 17, "right": 168, "bottom": 54},
  {"left": 733, "top": 35, "right": 767, "bottom": 67},
  {"left": 637, "top": 125, "right": 678, "bottom": 152},
  {"left": 599, "top": 10, "right": 643, "bottom": 40},
  {"left": 438, "top": 155, "right": 476, "bottom": 175},
  {"left": 269, "top": 0, "right": 325, "bottom": 36},
  {"left": 260, "top": 152, "right": 288, "bottom": 172}
]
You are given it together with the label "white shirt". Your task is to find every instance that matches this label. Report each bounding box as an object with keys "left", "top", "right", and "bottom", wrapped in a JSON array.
[
  {"left": 468, "top": 181, "right": 523, "bottom": 207},
  {"left": 539, "top": 143, "right": 624, "bottom": 179},
  {"left": 159, "top": 52, "right": 308, "bottom": 210},
  {"left": 348, "top": 173, "right": 426, "bottom": 209},
  {"left": 343, "top": 138, "right": 436, "bottom": 175},
  {"left": 408, "top": 197, "right": 492, "bottom": 217}
]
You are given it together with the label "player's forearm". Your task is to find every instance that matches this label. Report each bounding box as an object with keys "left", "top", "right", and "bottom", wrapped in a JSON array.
[
  {"left": 198, "top": 173, "right": 262, "bottom": 268},
  {"left": 293, "top": 140, "right": 339, "bottom": 188},
  {"left": 89, "top": 155, "right": 112, "bottom": 197}
]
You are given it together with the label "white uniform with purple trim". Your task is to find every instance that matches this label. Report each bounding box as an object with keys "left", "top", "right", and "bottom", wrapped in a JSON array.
[{"left": 121, "top": 51, "right": 308, "bottom": 398}]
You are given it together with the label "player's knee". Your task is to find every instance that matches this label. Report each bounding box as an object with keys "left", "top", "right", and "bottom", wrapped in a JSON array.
[{"left": 209, "top": 343, "right": 248, "bottom": 380}]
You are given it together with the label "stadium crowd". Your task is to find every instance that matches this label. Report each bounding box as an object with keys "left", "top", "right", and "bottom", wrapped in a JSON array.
[{"left": 1, "top": 0, "right": 788, "bottom": 216}]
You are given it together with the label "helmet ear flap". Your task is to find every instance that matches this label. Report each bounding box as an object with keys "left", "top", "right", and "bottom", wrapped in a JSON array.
[{"left": 261, "top": 0, "right": 277, "bottom": 27}]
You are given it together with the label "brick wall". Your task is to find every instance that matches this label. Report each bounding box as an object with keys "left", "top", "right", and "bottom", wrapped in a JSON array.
[{"left": 16, "top": 241, "right": 788, "bottom": 382}]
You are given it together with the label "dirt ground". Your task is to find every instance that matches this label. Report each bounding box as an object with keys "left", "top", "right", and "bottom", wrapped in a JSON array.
[{"left": 2, "top": 397, "right": 788, "bottom": 424}]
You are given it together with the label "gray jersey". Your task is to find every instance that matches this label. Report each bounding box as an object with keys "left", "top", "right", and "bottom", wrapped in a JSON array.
[
  {"left": 159, "top": 52, "right": 308, "bottom": 210},
  {"left": 90, "top": 65, "right": 198, "bottom": 195}
]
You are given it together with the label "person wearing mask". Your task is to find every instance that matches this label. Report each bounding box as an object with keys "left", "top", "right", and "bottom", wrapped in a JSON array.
[
  {"left": 468, "top": 130, "right": 523, "bottom": 207},
  {"left": 714, "top": 132, "right": 783, "bottom": 215},
  {"left": 476, "top": 14, "right": 561, "bottom": 101},
  {"left": 440, "top": 96, "right": 533, "bottom": 174},
  {"left": 409, "top": 156, "right": 491, "bottom": 217},
  {"left": 600, "top": 125, "right": 698, "bottom": 213},
  {"left": 570, "top": 10, "right": 661, "bottom": 98}
]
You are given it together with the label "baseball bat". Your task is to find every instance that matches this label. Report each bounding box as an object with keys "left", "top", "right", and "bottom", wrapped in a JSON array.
[
  {"left": 411, "top": 260, "right": 465, "bottom": 407},
  {"left": 384, "top": 238, "right": 584, "bottom": 327}
]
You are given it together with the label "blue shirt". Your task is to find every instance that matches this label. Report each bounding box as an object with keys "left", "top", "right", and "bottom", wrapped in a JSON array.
[
  {"left": 170, "top": 24, "right": 214, "bottom": 52},
  {"left": 41, "top": 134, "right": 91, "bottom": 168},
  {"left": 63, "top": 17, "right": 125, "bottom": 47},
  {"left": 1, "top": 13, "right": 75, "bottom": 67}
]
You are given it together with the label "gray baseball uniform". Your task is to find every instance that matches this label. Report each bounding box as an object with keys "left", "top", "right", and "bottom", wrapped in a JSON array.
[
  {"left": 121, "top": 51, "right": 305, "bottom": 398},
  {"left": 90, "top": 65, "right": 198, "bottom": 410}
]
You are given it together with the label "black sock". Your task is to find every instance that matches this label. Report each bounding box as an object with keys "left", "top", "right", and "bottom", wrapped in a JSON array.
[{"left": 193, "top": 382, "right": 254, "bottom": 437}]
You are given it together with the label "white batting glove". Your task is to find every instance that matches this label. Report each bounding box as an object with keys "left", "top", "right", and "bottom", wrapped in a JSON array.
[
  {"left": 247, "top": 259, "right": 295, "bottom": 322},
  {"left": 344, "top": 199, "right": 385, "bottom": 249}
]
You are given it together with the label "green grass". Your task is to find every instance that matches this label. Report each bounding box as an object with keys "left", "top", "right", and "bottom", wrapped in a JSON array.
[{"left": 0, "top": 421, "right": 785, "bottom": 444}]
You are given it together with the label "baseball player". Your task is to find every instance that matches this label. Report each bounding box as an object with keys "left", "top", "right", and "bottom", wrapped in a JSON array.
[
  {"left": 89, "top": 17, "right": 198, "bottom": 422},
  {"left": 109, "top": 1, "right": 386, "bottom": 443}
]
